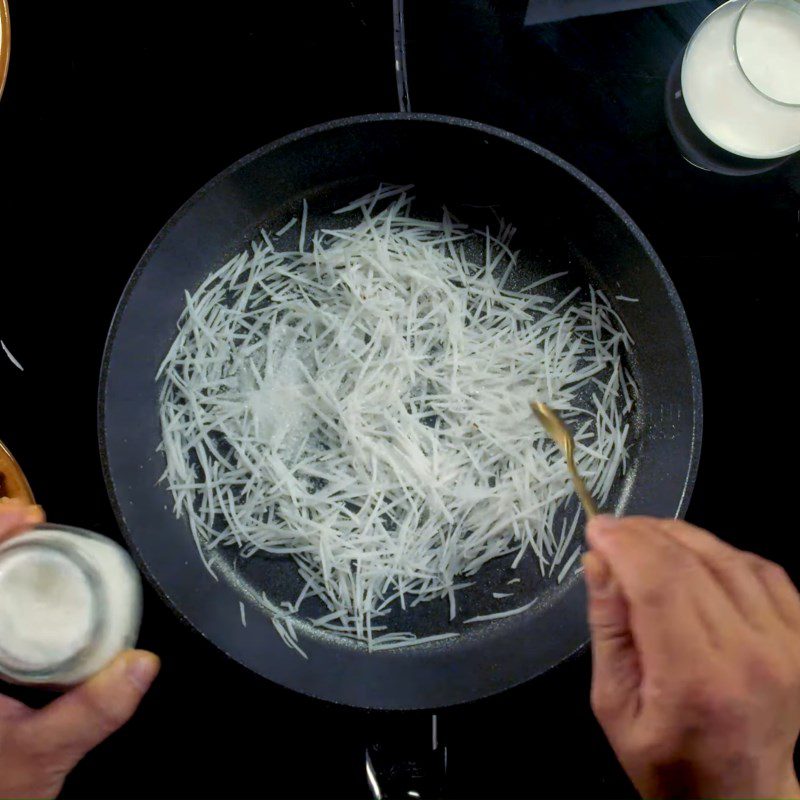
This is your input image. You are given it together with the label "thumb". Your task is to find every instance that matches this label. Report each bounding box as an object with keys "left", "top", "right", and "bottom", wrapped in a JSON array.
[
  {"left": 0, "top": 500, "right": 45, "bottom": 543},
  {"left": 583, "top": 551, "right": 640, "bottom": 720},
  {"left": 24, "top": 650, "right": 159, "bottom": 769}
]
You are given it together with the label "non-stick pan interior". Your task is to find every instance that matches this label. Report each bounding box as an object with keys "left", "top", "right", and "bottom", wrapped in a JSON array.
[{"left": 100, "top": 114, "right": 701, "bottom": 709}]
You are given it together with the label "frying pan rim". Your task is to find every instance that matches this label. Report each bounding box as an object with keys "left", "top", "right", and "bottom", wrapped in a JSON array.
[{"left": 97, "top": 111, "right": 703, "bottom": 707}]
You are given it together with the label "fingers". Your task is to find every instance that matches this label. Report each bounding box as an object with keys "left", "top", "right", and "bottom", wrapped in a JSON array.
[
  {"left": 748, "top": 555, "right": 800, "bottom": 630},
  {"left": 0, "top": 693, "right": 31, "bottom": 722},
  {"left": 655, "top": 519, "right": 776, "bottom": 629},
  {"left": 0, "top": 499, "right": 45, "bottom": 543},
  {"left": 23, "top": 650, "right": 159, "bottom": 771},
  {"left": 583, "top": 550, "right": 641, "bottom": 720},
  {"left": 639, "top": 516, "right": 800, "bottom": 633},
  {"left": 586, "top": 515, "right": 727, "bottom": 669}
]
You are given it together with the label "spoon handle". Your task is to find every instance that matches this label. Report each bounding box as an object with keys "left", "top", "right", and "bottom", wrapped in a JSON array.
[{"left": 566, "top": 458, "right": 598, "bottom": 519}]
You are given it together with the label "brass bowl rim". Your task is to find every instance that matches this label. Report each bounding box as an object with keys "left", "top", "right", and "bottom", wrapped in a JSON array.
[
  {"left": 0, "top": 439, "right": 35, "bottom": 503},
  {"left": 0, "top": 0, "right": 9, "bottom": 101}
]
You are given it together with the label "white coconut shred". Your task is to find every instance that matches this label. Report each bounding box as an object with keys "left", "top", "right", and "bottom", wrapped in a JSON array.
[{"left": 157, "top": 186, "right": 636, "bottom": 653}]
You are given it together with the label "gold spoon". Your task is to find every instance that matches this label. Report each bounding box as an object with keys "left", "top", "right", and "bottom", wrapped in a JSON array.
[{"left": 530, "top": 401, "right": 597, "bottom": 519}]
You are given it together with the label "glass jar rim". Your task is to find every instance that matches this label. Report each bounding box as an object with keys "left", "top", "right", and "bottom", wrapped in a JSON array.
[
  {"left": 734, "top": 0, "right": 800, "bottom": 108},
  {"left": 0, "top": 538, "right": 105, "bottom": 680}
]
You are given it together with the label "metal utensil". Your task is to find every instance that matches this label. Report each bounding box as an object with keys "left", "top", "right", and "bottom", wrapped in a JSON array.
[{"left": 530, "top": 401, "right": 598, "bottom": 519}]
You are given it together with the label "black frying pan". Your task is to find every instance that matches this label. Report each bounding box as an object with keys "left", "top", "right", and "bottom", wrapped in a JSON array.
[{"left": 99, "top": 113, "right": 702, "bottom": 710}]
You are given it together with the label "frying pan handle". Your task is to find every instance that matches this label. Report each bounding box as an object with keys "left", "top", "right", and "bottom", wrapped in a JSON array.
[{"left": 365, "top": 712, "right": 446, "bottom": 799}]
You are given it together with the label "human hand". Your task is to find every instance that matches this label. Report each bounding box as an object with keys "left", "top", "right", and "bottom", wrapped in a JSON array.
[
  {"left": 0, "top": 500, "right": 160, "bottom": 799},
  {"left": 583, "top": 515, "right": 800, "bottom": 799}
]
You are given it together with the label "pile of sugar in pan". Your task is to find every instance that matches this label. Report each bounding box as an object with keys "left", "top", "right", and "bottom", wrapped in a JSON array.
[{"left": 157, "top": 185, "right": 635, "bottom": 656}]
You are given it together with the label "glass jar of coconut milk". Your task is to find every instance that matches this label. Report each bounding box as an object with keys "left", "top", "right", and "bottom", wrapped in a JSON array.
[
  {"left": 682, "top": 0, "right": 800, "bottom": 159},
  {"left": 0, "top": 524, "right": 142, "bottom": 687}
]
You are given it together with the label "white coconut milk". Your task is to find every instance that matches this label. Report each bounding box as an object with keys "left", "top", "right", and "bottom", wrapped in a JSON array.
[{"left": 682, "top": 0, "right": 800, "bottom": 158}]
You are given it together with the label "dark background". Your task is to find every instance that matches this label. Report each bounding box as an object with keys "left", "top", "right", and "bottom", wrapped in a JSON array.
[{"left": 1, "top": 1, "right": 798, "bottom": 797}]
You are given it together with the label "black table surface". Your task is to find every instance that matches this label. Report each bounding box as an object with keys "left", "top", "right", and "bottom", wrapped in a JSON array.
[{"left": 1, "top": 1, "right": 798, "bottom": 797}]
